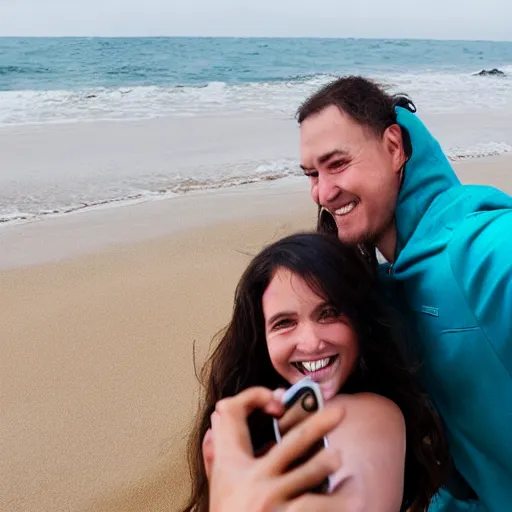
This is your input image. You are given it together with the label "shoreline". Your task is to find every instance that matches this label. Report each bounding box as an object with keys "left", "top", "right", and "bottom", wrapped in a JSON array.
[
  {"left": 0, "top": 148, "right": 510, "bottom": 228},
  {"left": 0, "top": 177, "right": 311, "bottom": 269},
  {"left": 1, "top": 153, "right": 511, "bottom": 270},
  {"left": 2, "top": 107, "right": 512, "bottom": 232}
]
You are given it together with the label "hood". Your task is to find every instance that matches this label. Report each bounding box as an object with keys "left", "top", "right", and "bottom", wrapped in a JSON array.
[{"left": 394, "top": 107, "right": 461, "bottom": 258}]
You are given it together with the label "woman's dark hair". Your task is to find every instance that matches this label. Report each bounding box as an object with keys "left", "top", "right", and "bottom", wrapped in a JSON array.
[{"left": 182, "top": 232, "right": 449, "bottom": 512}]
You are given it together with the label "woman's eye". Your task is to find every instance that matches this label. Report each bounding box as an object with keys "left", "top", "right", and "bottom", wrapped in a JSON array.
[{"left": 273, "top": 319, "right": 294, "bottom": 330}]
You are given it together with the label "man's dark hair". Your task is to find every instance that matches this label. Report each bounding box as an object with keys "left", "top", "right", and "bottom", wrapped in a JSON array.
[{"left": 297, "top": 75, "right": 416, "bottom": 143}]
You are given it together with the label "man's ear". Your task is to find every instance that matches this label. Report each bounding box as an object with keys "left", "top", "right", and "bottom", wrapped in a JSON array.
[{"left": 383, "top": 124, "right": 406, "bottom": 174}]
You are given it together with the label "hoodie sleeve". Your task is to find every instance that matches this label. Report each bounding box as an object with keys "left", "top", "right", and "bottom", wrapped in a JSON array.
[
  {"left": 445, "top": 208, "right": 512, "bottom": 511},
  {"left": 448, "top": 208, "right": 512, "bottom": 377}
]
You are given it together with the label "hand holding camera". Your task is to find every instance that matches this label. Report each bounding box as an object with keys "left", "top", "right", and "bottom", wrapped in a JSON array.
[{"left": 204, "top": 380, "right": 343, "bottom": 512}]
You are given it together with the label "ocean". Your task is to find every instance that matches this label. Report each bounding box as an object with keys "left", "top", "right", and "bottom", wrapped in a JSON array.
[{"left": 1, "top": 37, "right": 512, "bottom": 224}]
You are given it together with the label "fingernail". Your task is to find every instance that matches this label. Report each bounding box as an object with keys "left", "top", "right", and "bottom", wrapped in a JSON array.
[{"left": 273, "top": 388, "right": 285, "bottom": 401}]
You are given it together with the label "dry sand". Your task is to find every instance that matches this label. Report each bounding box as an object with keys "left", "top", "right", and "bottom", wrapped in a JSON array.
[
  {"left": 1, "top": 156, "right": 511, "bottom": 512},
  {"left": 1, "top": 179, "right": 316, "bottom": 512}
]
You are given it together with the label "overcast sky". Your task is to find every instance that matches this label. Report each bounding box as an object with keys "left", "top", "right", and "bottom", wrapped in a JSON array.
[{"left": 0, "top": 0, "right": 510, "bottom": 40}]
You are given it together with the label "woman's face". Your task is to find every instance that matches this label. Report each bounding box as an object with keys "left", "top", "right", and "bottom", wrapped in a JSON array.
[{"left": 262, "top": 267, "right": 359, "bottom": 400}]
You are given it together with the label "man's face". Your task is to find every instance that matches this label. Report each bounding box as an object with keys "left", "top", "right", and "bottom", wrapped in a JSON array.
[{"left": 299, "top": 105, "right": 405, "bottom": 247}]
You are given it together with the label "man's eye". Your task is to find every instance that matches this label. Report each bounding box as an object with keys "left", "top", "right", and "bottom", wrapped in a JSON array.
[
  {"left": 305, "top": 171, "right": 318, "bottom": 179},
  {"left": 320, "top": 307, "right": 340, "bottom": 320},
  {"left": 330, "top": 160, "right": 347, "bottom": 170}
]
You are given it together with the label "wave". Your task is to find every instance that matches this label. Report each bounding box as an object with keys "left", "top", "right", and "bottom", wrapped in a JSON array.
[
  {"left": 0, "top": 159, "right": 301, "bottom": 226},
  {"left": 0, "top": 64, "right": 52, "bottom": 76},
  {"left": 2, "top": 140, "right": 512, "bottom": 227},
  {"left": 447, "top": 142, "right": 512, "bottom": 160},
  {"left": 1, "top": 67, "right": 512, "bottom": 126},
  {"left": 499, "top": 64, "right": 512, "bottom": 74}
]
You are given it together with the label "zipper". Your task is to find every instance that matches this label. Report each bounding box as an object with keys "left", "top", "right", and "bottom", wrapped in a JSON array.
[{"left": 388, "top": 263, "right": 394, "bottom": 275}]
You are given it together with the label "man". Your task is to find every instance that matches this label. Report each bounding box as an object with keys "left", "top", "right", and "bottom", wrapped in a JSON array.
[{"left": 297, "top": 75, "right": 512, "bottom": 511}]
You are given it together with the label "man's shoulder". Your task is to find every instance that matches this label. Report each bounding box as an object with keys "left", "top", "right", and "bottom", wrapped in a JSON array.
[
  {"left": 405, "top": 183, "right": 512, "bottom": 261},
  {"left": 446, "top": 201, "right": 512, "bottom": 260},
  {"left": 430, "top": 183, "right": 512, "bottom": 226}
]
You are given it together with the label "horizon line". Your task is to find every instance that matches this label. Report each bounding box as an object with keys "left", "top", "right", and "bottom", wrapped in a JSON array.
[{"left": 0, "top": 35, "right": 511, "bottom": 43}]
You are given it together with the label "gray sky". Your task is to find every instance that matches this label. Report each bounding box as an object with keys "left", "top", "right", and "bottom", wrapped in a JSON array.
[{"left": 0, "top": 0, "right": 511, "bottom": 40}]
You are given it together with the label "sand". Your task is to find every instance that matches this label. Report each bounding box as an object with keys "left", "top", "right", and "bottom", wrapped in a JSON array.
[
  {"left": 1, "top": 156, "right": 511, "bottom": 512},
  {"left": 0, "top": 179, "right": 317, "bottom": 512}
]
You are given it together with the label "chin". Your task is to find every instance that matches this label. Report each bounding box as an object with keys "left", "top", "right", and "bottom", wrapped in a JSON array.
[
  {"left": 335, "top": 220, "right": 367, "bottom": 243},
  {"left": 336, "top": 230, "right": 367, "bottom": 246}
]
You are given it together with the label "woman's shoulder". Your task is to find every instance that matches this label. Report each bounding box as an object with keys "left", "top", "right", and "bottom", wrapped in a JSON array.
[
  {"left": 326, "top": 392, "right": 405, "bottom": 434},
  {"left": 325, "top": 392, "right": 406, "bottom": 506}
]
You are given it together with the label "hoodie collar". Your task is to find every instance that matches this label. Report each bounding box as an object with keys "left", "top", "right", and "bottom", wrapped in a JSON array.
[{"left": 393, "top": 107, "right": 461, "bottom": 258}]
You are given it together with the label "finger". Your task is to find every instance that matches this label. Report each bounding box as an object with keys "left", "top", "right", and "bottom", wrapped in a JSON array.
[
  {"left": 267, "top": 388, "right": 286, "bottom": 417},
  {"left": 273, "top": 388, "right": 285, "bottom": 400},
  {"left": 263, "top": 406, "right": 345, "bottom": 475},
  {"left": 213, "top": 387, "right": 282, "bottom": 459},
  {"left": 275, "top": 446, "right": 340, "bottom": 501},
  {"left": 201, "top": 429, "right": 214, "bottom": 481},
  {"left": 280, "top": 493, "right": 337, "bottom": 512},
  {"left": 215, "top": 387, "right": 283, "bottom": 418},
  {"left": 264, "top": 395, "right": 285, "bottom": 417}
]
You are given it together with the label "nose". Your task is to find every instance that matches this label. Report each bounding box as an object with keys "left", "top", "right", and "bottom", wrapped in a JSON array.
[
  {"left": 316, "top": 173, "right": 340, "bottom": 208},
  {"left": 295, "top": 322, "right": 325, "bottom": 354}
]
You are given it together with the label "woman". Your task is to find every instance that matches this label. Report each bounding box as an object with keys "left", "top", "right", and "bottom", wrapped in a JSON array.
[{"left": 183, "top": 232, "right": 450, "bottom": 512}]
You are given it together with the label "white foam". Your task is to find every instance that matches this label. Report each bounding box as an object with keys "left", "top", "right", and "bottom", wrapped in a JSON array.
[
  {"left": 380, "top": 71, "right": 512, "bottom": 114},
  {"left": 0, "top": 209, "right": 38, "bottom": 225},
  {"left": 1, "top": 70, "right": 511, "bottom": 127},
  {"left": 2, "top": 70, "right": 512, "bottom": 226},
  {"left": 447, "top": 141, "right": 512, "bottom": 160},
  {"left": 492, "top": 64, "right": 512, "bottom": 75}
]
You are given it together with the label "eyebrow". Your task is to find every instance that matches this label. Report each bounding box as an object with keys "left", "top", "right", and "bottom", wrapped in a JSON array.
[{"left": 300, "top": 149, "right": 349, "bottom": 171}]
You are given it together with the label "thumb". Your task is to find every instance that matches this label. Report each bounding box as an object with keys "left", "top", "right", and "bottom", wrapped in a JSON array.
[{"left": 281, "top": 494, "right": 337, "bottom": 512}]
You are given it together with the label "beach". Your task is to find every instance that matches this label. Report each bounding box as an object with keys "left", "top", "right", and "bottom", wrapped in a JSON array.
[
  {"left": 2, "top": 35, "right": 512, "bottom": 512},
  {"left": 0, "top": 177, "right": 317, "bottom": 512},
  {"left": 1, "top": 152, "right": 511, "bottom": 512}
]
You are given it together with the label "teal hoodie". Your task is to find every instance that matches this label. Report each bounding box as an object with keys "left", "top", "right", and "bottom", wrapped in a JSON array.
[{"left": 379, "top": 107, "right": 512, "bottom": 511}]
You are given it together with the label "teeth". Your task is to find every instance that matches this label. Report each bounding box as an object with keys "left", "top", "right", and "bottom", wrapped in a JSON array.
[
  {"left": 301, "top": 358, "right": 331, "bottom": 372},
  {"left": 334, "top": 202, "right": 356, "bottom": 216}
]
